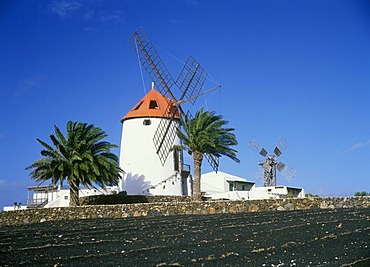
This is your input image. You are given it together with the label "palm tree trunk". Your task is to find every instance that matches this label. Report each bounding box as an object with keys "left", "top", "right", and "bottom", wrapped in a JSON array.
[
  {"left": 68, "top": 177, "right": 80, "bottom": 206},
  {"left": 192, "top": 152, "right": 203, "bottom": 201}
]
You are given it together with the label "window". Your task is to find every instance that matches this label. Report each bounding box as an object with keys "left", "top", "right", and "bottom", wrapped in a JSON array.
[
  {"left": 174, "top": 150, "right": 179, "bottom": 171},
  {"left": 149, "top": 100, "right": 159, "bottom": 109},
  {"left": 143, "top": 119, "right": 151, "bottom": 126},
  {"left": 228, "top": 181, "right": 251, "bottom": 191},
  {"left": 133, "top": 101, "right": 143, "bottom": 110},
  {"left": 64, "top": 196, "right": 68, "bottom": 200},
  {"left": 229, "top": 183, "right": 234, "bottom": 191}
]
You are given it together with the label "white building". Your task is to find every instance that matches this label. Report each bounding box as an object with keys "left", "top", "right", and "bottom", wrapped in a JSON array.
[
  {"left": 2, "top": 185, "right": 118, "bottom": 211},
  {"left": 201, "top": 171, "right": 304, "bottom": 200},
  {"left": 201, "top": 171, "right": 255, "bottom": 200},
  {"left": 118, "top": 84, "right": 191, "bottom": 196}
]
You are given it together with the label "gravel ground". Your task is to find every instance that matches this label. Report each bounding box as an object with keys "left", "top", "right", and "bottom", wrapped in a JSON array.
[{"left": 0, "top": 208, "right": 369, "bottom": 266}]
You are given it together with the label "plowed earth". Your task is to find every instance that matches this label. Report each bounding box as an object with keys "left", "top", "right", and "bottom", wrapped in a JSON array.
[{"left": 1, "top": 208, "right": 369, "bottom": 266}]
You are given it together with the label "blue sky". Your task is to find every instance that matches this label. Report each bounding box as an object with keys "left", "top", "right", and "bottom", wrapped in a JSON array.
[{"left": 1, "top": 0, "right": 369, "bottom": 207}]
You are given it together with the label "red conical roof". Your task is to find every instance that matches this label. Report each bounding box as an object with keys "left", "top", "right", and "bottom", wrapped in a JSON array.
[{"left": 121, "top": 88, "right": 180, "bottom": 122}]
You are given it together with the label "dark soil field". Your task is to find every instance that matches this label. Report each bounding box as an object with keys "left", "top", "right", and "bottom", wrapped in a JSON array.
[{"left": 1, "top": 208, "right": 369, "bottom": 266}]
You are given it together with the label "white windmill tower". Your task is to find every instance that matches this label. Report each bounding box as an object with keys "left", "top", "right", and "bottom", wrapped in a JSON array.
[
  {"left": 119, "top": 28, "right": 220, "bottom": 196},
  {"left": 119, "top": 82, "right": 189, "bottom": 196}
]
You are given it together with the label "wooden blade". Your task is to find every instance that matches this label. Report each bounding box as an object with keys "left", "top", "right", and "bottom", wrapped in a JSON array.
[
  {"left": 249, "top": 138, "right": 268, "bottom": 157},
  {"left": 153, "top": 102, "right": 180, "bottom": 165},
  {"left": 275, "top": 137, "right": 288, "bottom": 157},
  {"left": 281, "top": 166, "right": 297, "bottom": 183},
  {"left": 176, "top": 55, "right": 208, "bottom": 105},
  {"left": 204, "top": 153, "right": 219, "bottom": 173},
  {"left": 129, "top": 28, "right": 176, "bottom": 100},
  {"left": 253, "top": 168, "right": 264, "bottom": 183},
  {"left": 277, "top": 161, "right": 286, "bottom": 172}
]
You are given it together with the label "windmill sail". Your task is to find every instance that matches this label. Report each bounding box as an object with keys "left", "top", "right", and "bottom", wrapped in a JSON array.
[
  {"left": 186, "top": 112, "right": 220, "bottom": 172},
  {"left": 129, "top": 27, "right": 175, "bottom": 98},
  {"left": 273, "top": 146, "right": 282, "bottom": 157},
  {"left": 281, "top": 166, "right": 297, "bottom": 182},
  {"left": 130, "top": 27, "right": 220, "bottom": 172},
  {"left": 152, "top": 58, "right": 206, "bottom": 165},
  {"left": 205, "top": 153, "right": 219, "bottom": 173},
  {"left": 153, "top": 102, "right": 180, "bottom": 165},
  {"left": 275, "top": 137, "right": 288, "bottom": 156},
  {"left": 176, "top": 56, "right": 208, "bottom": 105}
]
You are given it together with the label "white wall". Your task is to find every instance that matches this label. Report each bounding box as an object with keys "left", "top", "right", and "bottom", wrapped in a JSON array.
[
  {"left": 44, "top": 189, "right": 69, "bottom": 208},
  {"left": 205, "top": 191, "right": 251, "bottom": 200},
  {"left": 43, "top": 187, "right": 119, "bottom": 208},
  {"left": 201, "top": 171, "right": 253, "bottom": 194},
  {"left": 249, "top": 186, "right": 286, "bottom": 200},
  {"left": 3, "top": 205, "right": 27, "bottom": 211},
  {"left": 201, "top": 172, "right": 305, "bottom": 201},
  {"left": 119, "top": 117, "right": 187, "bottom": 195}
]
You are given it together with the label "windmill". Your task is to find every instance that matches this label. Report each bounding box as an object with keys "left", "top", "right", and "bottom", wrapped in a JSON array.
[
  {"left": 249, "top": 137, "right": 297, "bottom": 187},
  {"left": 129, "top": 27, "right": 221, "bottom": 172}
]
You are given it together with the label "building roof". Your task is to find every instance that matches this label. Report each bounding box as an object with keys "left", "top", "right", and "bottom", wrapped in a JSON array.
[
  {"left": 226, "top": 180, "right": 255, "bottom": 185},
  {"left": 202, "top": 171, "right": 250, "bottom": 183},
  {"left": 27, "top": 185, "right": 58, "bottom": 191},
  {"left": 121, "top": 87, "right": 180, "bottom": 122}
]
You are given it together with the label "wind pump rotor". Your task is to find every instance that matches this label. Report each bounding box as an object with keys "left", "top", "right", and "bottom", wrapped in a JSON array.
[{"left": 249, "top": 137, "right": 297, "bottom": 186}]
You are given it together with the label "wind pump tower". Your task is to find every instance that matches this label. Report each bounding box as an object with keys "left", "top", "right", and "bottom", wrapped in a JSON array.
[{"left": 249, "top": 138, "right": 297, "bottom": 187}]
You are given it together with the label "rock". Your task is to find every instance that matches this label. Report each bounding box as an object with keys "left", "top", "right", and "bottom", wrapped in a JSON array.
[
  {"left": 277, "top": 206, "right": 285, "bottom": 211},
  {"left": 320, "top": 201, "right": 328, "bottom": 209},
  {"left": 229, "top": 206, "right": 237, "bottom": 213},
  {"left": 249, "top": 204, "right": 259, "bottom": 212},
  {"left": 311, "top": 204, "right": 319, "bottom": 209},
  {"left": 284, "top": 203, "right": 295, "bottom": 210},
  {"left": 147, "top": 210, "right": 163, "bottom": 217},
  {"left": 205, "top": 255, "right": 215, "bottom": 260}
]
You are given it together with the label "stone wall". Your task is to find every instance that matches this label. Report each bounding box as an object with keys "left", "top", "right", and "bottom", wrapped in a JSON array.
[
  {"left": 0, "top": 197, "right": 369, "bottom": 226},
  {"left": 79, "top": 194, "right": 193, "bottom": 205}
]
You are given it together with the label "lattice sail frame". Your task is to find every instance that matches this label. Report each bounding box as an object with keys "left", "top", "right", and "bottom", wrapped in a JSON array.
[
  {"left": 129, "top": 28, "right": 175, "bottom": 97},
  {"left": 153, "top": 102, "right": 180, "bottom": 166},
  {"left": 152, "top": 54, "right": 209, "bottom": 165},
  {"left": 205, "top": 153, "right": 220, "bottom": 172},
  {"left": 176, "top": 56, "right": 208, "bottom": 104},
  {"left": 253, "top": 168, "right": 265, "bottom": 183},
  {"left": 186, "top": 112, "right": 220, "bottom": 172},
  {"left": 130, "top": 28, "right": 220, "bottom": 171}
]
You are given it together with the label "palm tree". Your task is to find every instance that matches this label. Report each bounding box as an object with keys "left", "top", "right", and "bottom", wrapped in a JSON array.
[
  {"left": 26, "top": 121, "right": 122, "bottom": 206},
  {"left": 177, "top": 108, "right": 240, "bottom": 200}
]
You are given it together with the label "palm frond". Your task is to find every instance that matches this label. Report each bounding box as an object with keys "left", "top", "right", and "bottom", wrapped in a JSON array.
[
  {"left": 178, "top": 108, "right": 240, "bottom": 164},
  {"left": 26, "top": 121, "right": 122, "bottom": 206}
]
